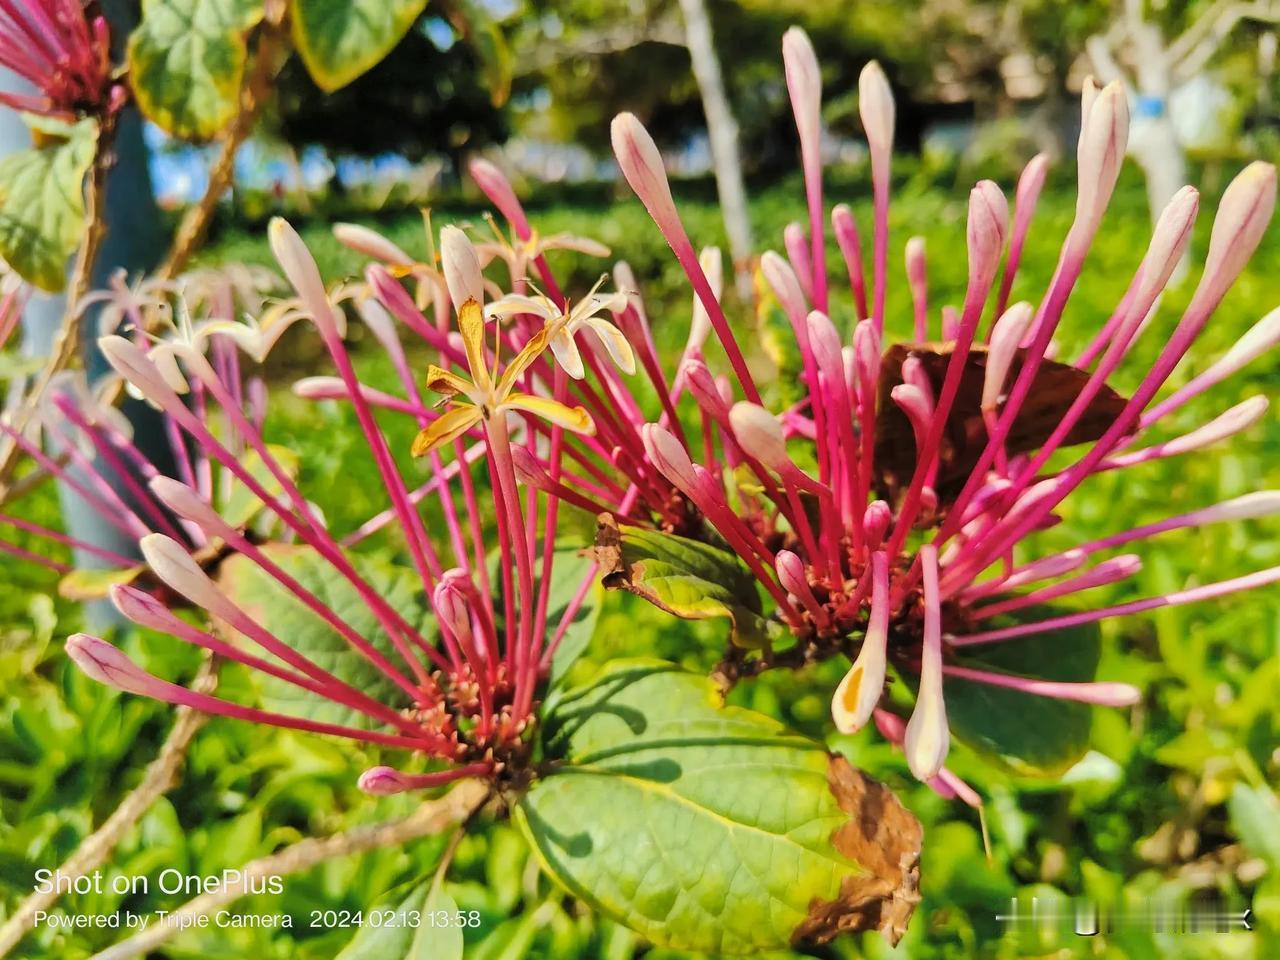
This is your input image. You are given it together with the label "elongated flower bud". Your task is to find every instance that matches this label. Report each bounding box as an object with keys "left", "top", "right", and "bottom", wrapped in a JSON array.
[
  {"left": 468, "top": 158, "right": 529, "bottom": 235},
  {"left": 149, "top": 476, "right": 234, "bottom": 540},
  {"left": 1199, "top": 490, "right": 1280, "bottom": 523},
  {"left": 858, "top": 61, "right": 894, "bottom": 165},
  {"left": 98, "top": 335, "right": 187, "bottom": 403},
  {"left": 1145, "top": 396, "right": 1269, "bottom": 459},
  {"left": 983, "top": 302, "right": 1034, "bottom": 410},
  {"left": 642, "top": 423, "right": 697, "bottom": 493},
  {"left": 66, "top": 634, "right": 161, "bottom": 698},
  {"left": 509, "top": 445, "right": 550, "bottom": 489},
  {"left": 1075, "top": 82, "right": 1129, "bottom": 235},
  {"left": 110, "top": 584, "right": 186, "bottom": 633},
  {"left": 774, "top": 549, "right": 809, "bottom": 598},
  {"left": 1193, "top": 161, "right": 1277, "bottom": 312},
  {"left": 357, "top": 766, "right": 416, "bottom": 796},
  {"left": 270, "top": 218, "right": 341, "bottom": 340},
  {"left": 804, "top": 310, "right": 844, "bottom": 378},
  {"left": 783, "top": 223, "right": 813, "bottom": 301},
  {"left": 905, "top": 546, "right": 949, "bottom": 780},
  {"left": 728, "top": 402, "right": 789, "bottom": 471},
  {"left": 761, "top": 250, "right": 807, "bottom": 321},
  {"left": 1135, "top": 186, "right": 1199, "bottom": 305},
  {"left": 612, "top": 113, "right": 680, "bottom": 238},
  {"left": 967, "top": 180, "right": 1009, "bottom": 289},
  {"left": 783, "top": 26, "right": 821, "bottom": 148},
  {"left": 689, "top": 246, "right": 722, "bottom": 351},
  {"left": 140, "top": 533, "right": 241, "bottom": 623},
  {"left": 832, "top": 553, "right": 890, "bottom": 733},
  {"left": 434, "top": 573, "right": 476, "bottom": 649},
  {"left": 683, "top": 358, "right": 730, "bottom": 418},
  {"left": 863, "top": 500, "right": 891, "bottom": 549},
  {"left": 440, "top": 225, "right": 484, "bottom": 314},
  {"left": 333, "top": 223, "right": 414, "bottom": 266}
]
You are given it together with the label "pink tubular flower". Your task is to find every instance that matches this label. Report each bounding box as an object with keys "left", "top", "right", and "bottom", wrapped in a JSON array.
[
  {"left": 53, "top": 227, "right": 604, "bottom": 795},
  {"left": 461, "top": 26, "right": 1280, "bottom": 799},
  {"left": 0, "top": 0, "right": 113, "bottom": 119}
]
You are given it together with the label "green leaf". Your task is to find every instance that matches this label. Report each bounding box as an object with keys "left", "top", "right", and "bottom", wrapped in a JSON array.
[
  {"left": 58, "top": 565, "right": 148, "bottom": 602},
  {"left": 592, "top": 518, "right": 777, "bottom": 649},
  {"left": 291, "top": 0, "right": 428, "bottom": 93},
  {"left": 0, "top": 117, "right": 96, "bottom": 292},
  {"left": 337, "top": 882, "right": 463, "bottom": 960},
  {"left": 219, "top": 444, "right": 301, "bottom": 529},
  {"left": 442, "top": 0, "right": 513, "bottom": 106},
  {"left": 518, "top": 660, "right": 922, "bottom": 953},
  {"left": 1229, "top": 783, "right": 1280, "bottom": 868},
  {"left": 128, "top": 0, "right": 264, "bottom": 140},
  {"left": 542, "top": 547, "right": 602, "bottom": 689},
  {"left": 216, "top": 544, "right": 432, "bottom": 727},
  {"left": 936, "top": 607, "right": 1102, "bottom": 777}
]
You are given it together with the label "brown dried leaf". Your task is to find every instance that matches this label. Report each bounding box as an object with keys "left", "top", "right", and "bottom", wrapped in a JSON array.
[
  {"left": 874, "top": 342, "right": 1128, "bottom": 508},
  {"left": 793, "top": 755, "right": 924, "bottom": 947}
]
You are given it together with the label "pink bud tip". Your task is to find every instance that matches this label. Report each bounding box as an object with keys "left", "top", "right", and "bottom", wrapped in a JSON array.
[
  {"left": 1075, "top": 82, "right": 1129, "bottom": 233},
  {"left": 440, "top": 225, "right": 484, "bottom": 314},
  {"left": 357, "top": 766, "right": 415, "bottom": 796},
  {"left": 1136, "top": 186, "right": 1200, "bottom": 303},
  {"left": 858, "top": 61, "right": 895, "bottom": 159},
  {"left": 1196, "top": 161, "right": 1277, "bottom": 309},
  {"left": 66, "top": 634, "right": 159, "bottom": 698},
  {"left": 728, "top": 402, "right": 789, "bottom": 471},
  {"left": 333, "top": 223, "right": 414, "bottom": 266},
  {"left": 775, "top": 550, "right": 808, "bottom": 597},
  {"left": 433, "top": 574, "right": 474, "bottom": 643},
  {"left": 805, "top": 310, "right": 843, "bottom": 373},
  {"left": 292, "top": 376, "right": 348, "bottom": 400},
  {"left": 468, "top": 158, "right": 528, "bottom": 233},
  {"left": 611, "top": 113, "right": 679, "bottom": 231},
  {"left": 269, "top": 218, "right": 341, "bottom": 340},
  {"left": 905, "top": 236, "right": 926, "bottom": 285},
  {"left": 683, "top": 358, "right": 729, "bottom": 417},
  {"left": 983, "top": 302, "right": 1034, "bottom": 410},
  {"left": 863, "top": 500, "right": 891, "bottom": 549},
  {"left": 509, "top": 445, "right": 550, "bottom": 489},
  {"left": 149, "top": 476, "right": 231, "bottom": 538},
  {"left": 641, "top": 423, "right": 697, "bottom": 493},
  {"left": 761, "top": 250, "right": 807, "bottom": 320},
  {"left": 139, "top": 533, "right": 239, "bottom": 621},
  {"left": 782, "top": 26, "right": 822, "bottom": 146},
  {"left": 967, "top": 180, "right": 1009, "bottom": 284},
  {"left": 110, "top": 584, "right": 181, "bottom": 633},
  {"left": 98, "top": 335, "right": 185, "bottom": 403}
]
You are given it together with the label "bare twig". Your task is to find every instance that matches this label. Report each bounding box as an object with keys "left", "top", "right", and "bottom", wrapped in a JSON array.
[
  {"left": 0, "top": 658, "right": 218, "bottom": 958},
  {"left": 88, "top": 779, "right": 491, "bottom": 960}
]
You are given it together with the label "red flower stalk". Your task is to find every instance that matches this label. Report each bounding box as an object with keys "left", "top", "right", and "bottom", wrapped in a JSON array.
[
  {"left": 458, "top": 30, "right": 1280, "bottom": 796},
  {"left": 0, "top": 0, "right": 112, "bottom": 119},
  {"left": 47, "top": 228, "right": 601, "bottom": 794}
]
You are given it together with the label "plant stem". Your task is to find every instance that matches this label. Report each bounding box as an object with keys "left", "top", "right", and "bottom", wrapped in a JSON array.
[
  {"left": 87, "top": 779, "right": 491, "bottom": 960},
  {"left": 0, "top": 657, "right": 218, "bottom": 959}
]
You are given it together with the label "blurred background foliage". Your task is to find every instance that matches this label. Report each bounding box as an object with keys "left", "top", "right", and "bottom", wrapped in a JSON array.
[{"left": 4, "top": 0, "right": 1280, "bottom": 957}]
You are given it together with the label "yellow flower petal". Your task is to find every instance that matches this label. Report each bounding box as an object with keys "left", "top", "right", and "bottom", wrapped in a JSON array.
[
  {"left": 411, "top": 405, "right": 482, "bottom": 457},
  {"left": 457, "top": 298, "right": 492, "bottom": 393},
  {"left": 496, "top": 326, "right": 551, "bottom": 397},
  {"left": 503, "top": 394, "right": 595, "bottom": 435},
  {"left": 587, "top": 316, "right": 636, "bottom": 375},
  {"left": 425, "top": 364, "right": 473, "bottom": 398}
]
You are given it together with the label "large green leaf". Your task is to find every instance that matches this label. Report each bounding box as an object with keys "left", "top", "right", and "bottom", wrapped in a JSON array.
[
  {"left": 592, "top": 518, "right": 778, "bottom": 649},
  {"left": 128, "top": 0, "right": 264, "bottom": 140},
  {"left": 0, "top": 117, "right": 96, "bottom": 292},
  {"left": 216, "top": 544, "right": 432, "bottom": 727},
  {"left": 1229, "top": 783, "right": 1280, "bottom": 869},
  {"left": 935, "top": 607, "right": 1102, "bottom": 777},
  {"left": 291, "top": 0, "right": 428, "bottom": 93},
  {"left": 337, "top": 882, "right": 463, "bottom": 960},
  {"left": 518, "top": 660, "right": 922, "bottom": 953}
]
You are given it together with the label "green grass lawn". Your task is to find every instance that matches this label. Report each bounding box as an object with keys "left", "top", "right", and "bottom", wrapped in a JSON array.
[{"left": 2, "top": 161, "right": 1278, "bottom": 958}]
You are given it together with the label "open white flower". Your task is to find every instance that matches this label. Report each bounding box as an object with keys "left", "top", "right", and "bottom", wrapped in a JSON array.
[{"left": 486, "top": 278, "right": 633, "bottom": 380}]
